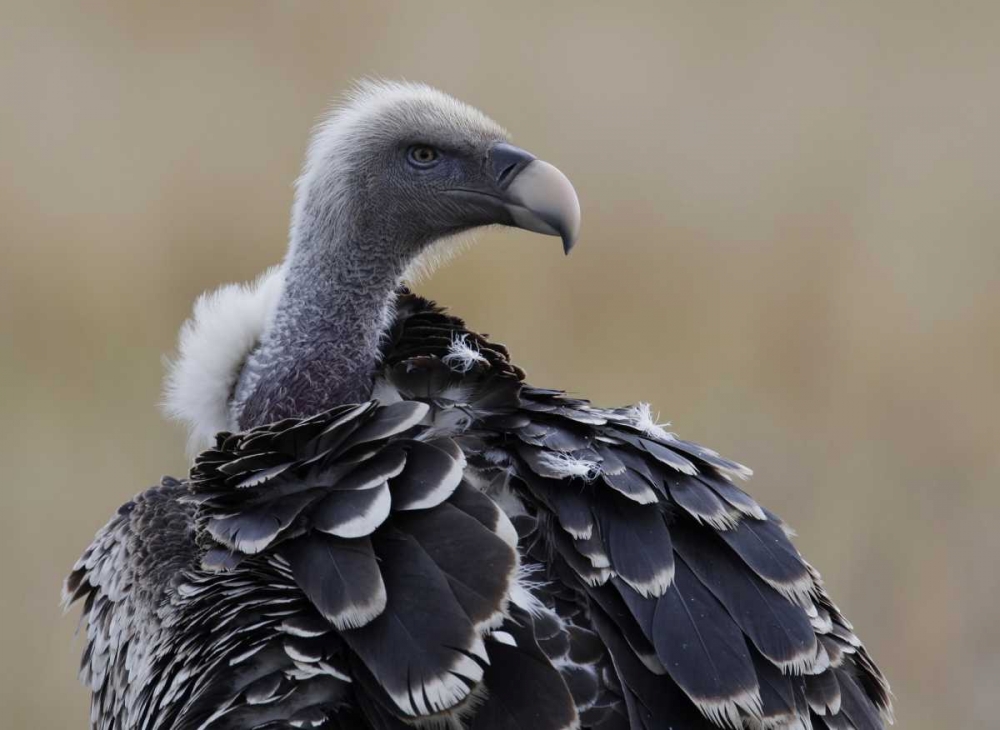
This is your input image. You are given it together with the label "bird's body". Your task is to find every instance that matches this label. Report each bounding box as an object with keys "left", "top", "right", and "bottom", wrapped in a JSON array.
[{"left": 66, "top": 82, "right": 891, "bottom": 730}]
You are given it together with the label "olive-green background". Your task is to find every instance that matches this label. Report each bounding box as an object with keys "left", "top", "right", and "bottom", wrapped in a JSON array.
[{"left": 3, "top": 2, "right": 997, "bottom": 727}]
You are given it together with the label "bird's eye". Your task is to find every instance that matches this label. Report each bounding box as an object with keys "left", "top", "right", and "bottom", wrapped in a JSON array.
[{"left": 407, "top": 145, "right": 441, "bottom": 168}]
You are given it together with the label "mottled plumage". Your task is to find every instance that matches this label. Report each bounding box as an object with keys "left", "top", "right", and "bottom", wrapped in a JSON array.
[{"left": 66, "top": 81, "right": 891, "bottom": 730}]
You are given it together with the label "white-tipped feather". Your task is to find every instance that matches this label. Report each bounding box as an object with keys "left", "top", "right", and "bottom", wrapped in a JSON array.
[
  {"left": 327, "top": 582, "right": 387, "bottom": 632},
  {"left": 395, "top": 447, "right": 466, "bottom": 511},
  {"left": 805, "top": 680, "right": 841, "bottom": 717},
  {"left": 619, "top": 562, "right": 675, "bottom": 598},
  {"left": 580, "top": 567, "right": 613, "bottom": 587},
  {"left": 316, "top": 662, "right": 353, "bottom": 683},
  {"left": 691, "top": 685, "right": 763, "bottom": 729},
  {"left": 492, "top": 507, "right": 520, "bottom": 550},
  {"left": 584, "top": 549, "right": 610, "bottom": 569},
  {"left": 388, "top": 636, "right": 488, "bottom": 716},
  {"left": 763, "top": 572, "right": 819, "bottom": 611},
  {"left": 808, "top": 642, "right": 832, "bottom": 676},
  {"left": 279, "top": 620, "right": 328, "bottom": 639},
  {"left": 228, "top": 643, "right": 267, "bottom": 666},
  {"left": 810, "top": 608, "right": 834, "bottom": 635},
  {"left": 773, "top": 642, "right": 827, "bottom": 677},
  {"left": 283, "top": 641, "right": 323, "bottom": 664},
  {"left": 317, "top": 483, "right": 392, "bottom": 539},
  {"left": 163, "top": 267, "right": 284, "bottom": 455},
  {"left": 489, "top": 631, "right": 517, "bottom": 648},
  {"left": 561, "top": 522, "right": 593, "bottom": 541},
  {"left": 688, "top": 508, "right": 741, "bottom": 532},
  {"left": 720, "top": 461, "right": 755, "bottom": 481},
  {"left": 472, "top": 506, "right": 520, "bottom": 634}
]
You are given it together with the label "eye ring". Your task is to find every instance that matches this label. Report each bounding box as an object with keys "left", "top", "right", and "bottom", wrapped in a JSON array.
[{"left": 407, "top": 144, "right": 441, "bottom": 168}]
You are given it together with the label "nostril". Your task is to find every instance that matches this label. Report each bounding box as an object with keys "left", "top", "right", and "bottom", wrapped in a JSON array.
[
  {"left": 489, "top": 143, "right": 536, "bottom": 188},
  {"left": 495, "top": 162, "right": 519, "bottom": 188}
]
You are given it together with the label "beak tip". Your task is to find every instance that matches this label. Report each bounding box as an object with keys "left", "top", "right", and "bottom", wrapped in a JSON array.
[{"left": 493, "top": 148, "right": 581, "bottom": 257}]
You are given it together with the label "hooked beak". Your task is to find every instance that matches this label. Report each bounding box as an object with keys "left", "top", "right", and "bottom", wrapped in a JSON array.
[
  {"left": 445, "top": 143, "right": 581, "bottom": 254},
  {"left": 489, "top": 143, "right": 581, "bottom": 254}
]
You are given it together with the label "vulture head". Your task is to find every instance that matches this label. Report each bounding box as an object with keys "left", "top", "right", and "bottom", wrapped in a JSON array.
[
  {"left": 293, "top": 80, "right": 580, "bottom": 267},
  {"left": 166, "top": 81, "right": 581, "bottom": 447}
]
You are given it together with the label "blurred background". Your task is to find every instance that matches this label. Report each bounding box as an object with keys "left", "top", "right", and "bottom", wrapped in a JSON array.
[{"left": 2, "top": 1, "right": 997, "bottom": 726}]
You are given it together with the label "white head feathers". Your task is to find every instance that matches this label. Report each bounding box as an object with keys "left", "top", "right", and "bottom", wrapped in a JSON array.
[{"left": 292, "top": 79, "right": 507, "bottom": 251}]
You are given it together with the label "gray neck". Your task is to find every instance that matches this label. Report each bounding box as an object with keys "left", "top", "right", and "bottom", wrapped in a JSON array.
[{"left": 235, "top": 202, "right": 406, "bottom": 429}]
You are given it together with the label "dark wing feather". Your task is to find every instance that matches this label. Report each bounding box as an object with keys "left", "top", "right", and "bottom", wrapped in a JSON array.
[
  {"left": 520, "top": 469, "right": 595, "bottom": 539},
  {"left": 716, "top": 514, "right": 815, "bottom": 604},
  {"left": 749, "top": 648, "right": 801, "bottom": 726},
  {"left": 282, "top": 533, "right": 386, "bottom": 629},
  {"left": 393, "top": 490, "right": 516, "bottom": 628},
  {"left": 806, "top": 666, "right": 844, "bottom": 716},
  {"left": 470, "top": 610, "right": 579, "bottom": 730},
  {"left": 340, "top": 525, "right": 489, "bottom": 717},
  {"left": 389, "top": 438, "right": 466, "bottom": 511},
  {"left": 672, "top": 519, "right": 818, "bottom": 671},
  {"left": 583, "top": 582, "right": 660, "bottom": 670},
  {"left": 590, "top": 603, "right": 718, "bottom": 730},
  {"left": 648, "top": 558, "right": 761, "bottom": 725},
  {"left": 835, "top": 667, "right": 887, "bottom": 730},
  {"left": 593, "top": 490, "right": 674, "bottom": 597},
  {"left": 664, "top": 473, "right": 737, "bottom": 529}
]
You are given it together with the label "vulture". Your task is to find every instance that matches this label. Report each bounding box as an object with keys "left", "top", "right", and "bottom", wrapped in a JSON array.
[{"left": 65, "top": 81, "right": 892, "bottom": 730}]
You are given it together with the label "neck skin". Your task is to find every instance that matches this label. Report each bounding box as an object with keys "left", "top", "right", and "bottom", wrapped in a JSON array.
[{"left": 235, "top": 197, "right": 407, "bottom": 430}]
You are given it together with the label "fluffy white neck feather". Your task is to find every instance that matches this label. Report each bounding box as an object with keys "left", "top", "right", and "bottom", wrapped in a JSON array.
[
  {"left": 162, "top": 266, "right": 285, "bottom": 455},
  {"left": 160, "top": 238, "right": 471, "bottom": 456}
]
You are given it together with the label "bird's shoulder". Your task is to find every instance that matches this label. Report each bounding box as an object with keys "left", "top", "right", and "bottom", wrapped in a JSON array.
[
  {"left": 382, "top": 289, "right": 524, "bottom": 379},
  {"left": 379, "top": 295, "right": 893, "bottom": 729}
]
